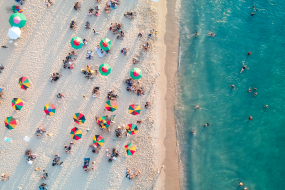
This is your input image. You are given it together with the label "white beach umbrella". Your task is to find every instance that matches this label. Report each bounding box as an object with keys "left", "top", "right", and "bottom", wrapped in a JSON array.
[
  {"left": 8, "top": 26, "right": 21, "bottom": 39},
  {"left": 152, "top": 0, "right": 159, "bottom": 2}
]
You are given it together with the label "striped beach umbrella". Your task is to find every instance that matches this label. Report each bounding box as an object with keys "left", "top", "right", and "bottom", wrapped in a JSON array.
[
  {"left": 19, "top": 76, "right": 30, "bottom": 90},
  {"left": 124, "top": 143, "right": 136, "bottom": 155},
  {"left": 44, "top": 103, "right": 56, "bottom": 116},
  {"left": 105, "top": 100, "right": 117, "bottom": 112},
  {"left": 12, "top": 98, "right": 23, "bottom": 110},
  {"left": 99, "top": 63, "right": 111, "bottom": 76},
  {"left": 70, "top": 37, "right": 84, "bottom": 49},
  {"left": 4, "top": 116, "right": 17, "bottom": 130},
  {"left": 99, "top": 38, "right": 111, "bottom": 51},
  {"left": 9, "top": 13, "right": 26, "bottom": 28},
  {"left": 97, "top": 116, "right": 111, "bottom": 129},
  {"left": 130, "top": 68, "right": 142, "bottom": 80},
  {"left": 70, "top": 127, "right": 82, "bottom": 140},
  {"left": 128, "top": 104, "right": 141, "bottom": 115},
  {"left": 92, "top": 135, "right": 104, "bottom": 147},
  {"left": 126, "top": 124, "right": 138, "bottom": 135},
  {"left": 73, "top": 113, "right": 86, "bottom": 124}
]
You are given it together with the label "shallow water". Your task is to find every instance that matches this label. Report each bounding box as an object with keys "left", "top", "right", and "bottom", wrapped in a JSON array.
[{"left": 176, "top": 0, "right": 285, "bottom": 189}]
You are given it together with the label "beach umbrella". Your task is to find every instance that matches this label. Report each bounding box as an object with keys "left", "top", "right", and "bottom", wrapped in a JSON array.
[
  {"left": 12, "top": 98, "right": 23, "bottom": 110},
  {"left": 124, "top": 143, "right": 136, "bottom": 155},
  {"left": 9, "top": 13, "right": 26, "bottom": 28},
  {"left": 19, "top": 76, "right": 30, "bottom": 90},
  {"left": 97, "top": 116, "right": 111, "bottom": 129},
  {"left": 92, "top": 135, "right": 105, "bottom": 147},
  {"left": 4, "top": 116, "right": 17, "bottom": 130},
  {"left": 130, "top": 68, "right": 142, "bottom": 80},
  {"left": 126, "top": 124, "right": 138, "bottom": 135},
  {"left": 44, "top": 103, "right": 56, "bottom": 116},
  {"left": 105, "top": 100, "right": 117, "bottom": 112},
  {"left": 128, "top": 104, "right": 141, "bottom": 115},
  {"left": 99, "top": 63, "right": 111, "bottom": 76},
  {"left": 152, "top": 0, "right": 159, "bottom": 2},
  {"left": 73, "top": 113, "right": 86, "bottom": 124},
  {"left": 70, "top": 37, "right": 84, "bottom": 49},
  {"left": 70, "top": 127, "right": 82, "bottom": 140},
  {"left": 99, "top": 38, "right": 111, "bottom": 51},
  {"left": 8, "top": 26, "right": 21, "bottom": 39}
]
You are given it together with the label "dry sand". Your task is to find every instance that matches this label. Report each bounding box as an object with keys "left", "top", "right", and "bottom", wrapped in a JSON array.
[{"left": 0, "top": 0, "right": 180, "bottom": 189}]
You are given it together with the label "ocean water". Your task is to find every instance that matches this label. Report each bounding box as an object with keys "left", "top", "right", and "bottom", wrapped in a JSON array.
[{"left": 176, "top": 0, "right": 285, "bottom": 189}]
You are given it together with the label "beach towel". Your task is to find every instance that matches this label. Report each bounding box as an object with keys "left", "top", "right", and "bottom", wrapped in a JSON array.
[
  {"left": 95, "top": 47, "right": 105, "bottom": 58},
  {"left": 83, "top": 158, "right": 90, "bottom": 168}
]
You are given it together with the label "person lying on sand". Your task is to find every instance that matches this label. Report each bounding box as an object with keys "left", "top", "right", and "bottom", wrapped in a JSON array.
[
  {"left": 70, "top": 20, "right": 76, "bottom": 30},
  {"left": 85, "top": 21, "right": 91, "bottom": 29},
  {"left": 124, "top": 12, "right": 136, "bottom": 20}
]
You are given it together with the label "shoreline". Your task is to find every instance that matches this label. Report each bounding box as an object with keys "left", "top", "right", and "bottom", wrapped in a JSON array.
[{"left": 156, "top": 0, "right": 181, "bottom": 189}]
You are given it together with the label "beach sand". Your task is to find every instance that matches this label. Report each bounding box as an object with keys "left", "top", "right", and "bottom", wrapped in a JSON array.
[{"left": 0, "top": 0, "right": 179, "bottom": 189}]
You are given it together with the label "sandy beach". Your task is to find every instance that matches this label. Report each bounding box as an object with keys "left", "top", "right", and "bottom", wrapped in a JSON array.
[{"left": 0, "top": 0, "right": 180, "bottom": 189}]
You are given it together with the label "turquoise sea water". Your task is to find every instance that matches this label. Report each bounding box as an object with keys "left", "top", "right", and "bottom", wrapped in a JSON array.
[{"left": 176, "top": 0, "right": 285, "bottom": 189}]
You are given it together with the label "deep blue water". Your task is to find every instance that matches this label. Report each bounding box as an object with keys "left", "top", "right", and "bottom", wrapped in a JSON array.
[{"left": 176, "top": 0, "right": 285, "bottom": 189}]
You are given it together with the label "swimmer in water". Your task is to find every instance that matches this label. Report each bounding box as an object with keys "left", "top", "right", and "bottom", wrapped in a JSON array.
[
  {"left": 248, "top": 51, "right": 251, "bottom": 55},
  {"left": 254, "top": 87, "right": 257, "bottom": 90},
  {"left": 239, "top": 182, "right": 243, "bottom": 186},
  {"left": 204, "top": 123, "right": 210, "bottom": 127},
  {"left": 231, "top": 85, "right": 235, "bottom": 89},
  {"left": 264, "top": 105, "right": 268, "bottom": 108},
  {"left": 195, "top": 105, "right": 199, "bottom": 109},
  {"left": 249, "top": 116, "right": 253, "bottom": 120},
  {"left": 195, "top": 31, "right": 198, "bottom": 36},
  {"left": 191, "top": 131, "right": 196, "bottom": 135},
  {"left": 251, "top": 12, "right": 255, "bottom": 16},
  {"left": 240, "top": 65, "right": 247, "bottom": 73},
  {"left": 208, "top": 33, "right": 216, "bottom": 36},
  {"left": 248, "top": 87, "right": 251, "bottom": 92},
  {"left": 254, "top": 93, "right": 257, "bottom": 96}
]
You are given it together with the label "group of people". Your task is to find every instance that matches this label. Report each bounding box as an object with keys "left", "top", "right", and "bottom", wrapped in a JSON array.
[
  {"left": 89, "top": 144, "right": 100, "bottom": 153},
  {"left": 63, "top": 51, "right": 76, "bottom": 69},
  {"left": 81, "top": 65, "right": 98, "bottom": 79},
  {"left": 25, "top": 149, "right": 37, "bottom": 163},
  {"left": 88, "top": 6, "right": 100, "bottom": 16},
  {"left": 52, "top": 154, "right": 64, "bottom": 167},
  {"left": 64, "top": 142, "right": 75, "bottom": 153},
  {"left": 104, "top": 1, "right": 120, "bottom": 14},
  {"left": 1, "top": 173, "right": 9, "bottom": 181},
  {"left": 35, "top": 126, "right": 46, "bottom": 138},
  {"left": 50, "top": 72, "right": 61, "bottom": 82},
  {"left": 92, "top": 86, "right": 100, "bottom": 97},
  {"left": 126, "top": 168, "right": 140, "bottom": 179},
  {"left": 107, "top": 90, "right": 118, "bottom": 100},
  {"left": 106, "top": 148, "right": 119, "bottom": 163},
  {"left": 125, "top": 78, "right": 145, "bottom": 96}
]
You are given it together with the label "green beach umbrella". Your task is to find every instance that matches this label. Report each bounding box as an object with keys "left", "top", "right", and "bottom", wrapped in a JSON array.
[
  {"left": 70, "top": 37, "right": 84, "bottom": 49},
  {"left": 130, "top": 68, "right": 142, "bottom": 80},
  {"left": 99, "top": 63, "right": 111, "bottom": 76},
  {"left": 99, "top": 38, "right": 111, "bottom": 51},
  {"left": 9, "top": 13, "right": 26, "bottom": 28}
]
